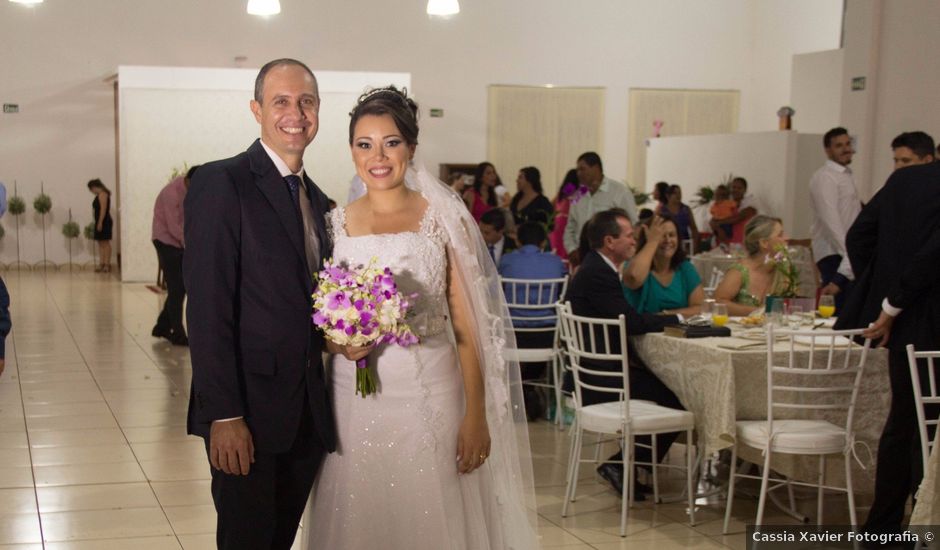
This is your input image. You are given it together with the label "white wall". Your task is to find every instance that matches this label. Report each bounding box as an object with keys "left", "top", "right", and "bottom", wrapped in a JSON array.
[
  {"left": 740, "top": 1, "right": 845, "bottom": 132},
  {"left": 790, "top": 49, "right": 845, "bottom": 133},
  {"left": 118, "top": 66, "right": 409, "bottom": 282},
  {"left": 840, "top": 0, "right": 940, "bottom": 198},
  {"left": 645, "top": 131, "right": 826, "bottom": 239},
  {"left": 0, "top": 0, "right": 844, "bottom": 270}
]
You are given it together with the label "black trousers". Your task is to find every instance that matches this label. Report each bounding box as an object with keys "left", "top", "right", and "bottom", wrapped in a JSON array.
[
  {"left": 209, "top": 406, "right": 325, "bottom": 550},
  {"left": 154, "top": 240, "right": 186, "bottom": 336},
  {"left": 577, "top": 365, "right": 684, "bottom": 468},
  {"left": 816, "top": 254, "right": 853, "bottom": 311},
  {"left": 864, "top": 346, "right": 934, "bottom": 532}
]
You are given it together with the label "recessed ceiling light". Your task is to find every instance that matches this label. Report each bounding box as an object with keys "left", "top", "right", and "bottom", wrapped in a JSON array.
[
  {"left": 9, "top": 0, "right": 44, "bottom": 5},
  {"left": 427, "top": 0, "right": 459, "bottom": 17},
  {"left": 247, "top": 0, "right": 280, "bottom": 16}
]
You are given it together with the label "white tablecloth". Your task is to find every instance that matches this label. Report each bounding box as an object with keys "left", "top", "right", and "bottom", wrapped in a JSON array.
[{"left": 633, "top": 331, "right": 890, "bottom": 493}]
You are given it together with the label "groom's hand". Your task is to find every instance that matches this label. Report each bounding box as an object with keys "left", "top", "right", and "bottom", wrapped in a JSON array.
[
  {"left": 325, "top": 340, "right": 373, "bottom": 362},
  {"left": 209, "top": 418, "right": 255, "bottom": 475}
]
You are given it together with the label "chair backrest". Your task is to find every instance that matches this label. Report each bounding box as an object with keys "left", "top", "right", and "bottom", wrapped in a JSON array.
[
  {"left": 500, "top": 276, "right": 569, "bottom": 333},
  {"left": 705, "top": 266, "right": 724, "bottom": 292},
  {"left": 764, "top": 325, "right": 872, "bottom": 435},
  {"left": 907, "top": 344, "right": 940, "bottom": 469},
  {"left": 556, "top": 302, "right": 630, "bottom": 409}
]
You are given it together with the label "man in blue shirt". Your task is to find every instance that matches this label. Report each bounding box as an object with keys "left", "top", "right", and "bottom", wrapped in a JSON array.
[{"left": 499, "top": 222, "right": 566, "bottom": 419}]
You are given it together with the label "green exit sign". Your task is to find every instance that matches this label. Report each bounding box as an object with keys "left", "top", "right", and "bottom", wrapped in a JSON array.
[
  {"left": 3, "top": 104, "right": 19, "bottom": 114},
  {"left": 429, "top": 108, "right": 444, "bottom": 118},
  {"left": 851, "top": 77, "right": 866, "bottom": 91}
]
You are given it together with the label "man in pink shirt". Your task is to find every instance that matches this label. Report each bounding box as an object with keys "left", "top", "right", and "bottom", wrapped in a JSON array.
[{"left": 152, "top": 165, "right": 197, "bottom": 345}]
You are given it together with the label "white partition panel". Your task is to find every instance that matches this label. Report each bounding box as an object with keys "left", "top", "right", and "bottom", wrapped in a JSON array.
[
  {"left": 118, "top": 66, "right": 409, "bottom": 282},
  {"left": 645, "top": 131, "right": 825, "bottom": 239}
]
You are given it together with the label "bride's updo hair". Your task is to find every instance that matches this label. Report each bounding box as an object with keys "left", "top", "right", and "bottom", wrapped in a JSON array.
[{"left": 349, "top": 86, "right": 419, "bottom": 146}]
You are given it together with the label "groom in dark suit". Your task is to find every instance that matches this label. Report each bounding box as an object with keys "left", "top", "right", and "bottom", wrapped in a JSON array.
[
  {"left": 835, "top": 161, "right": 940, "bottom": 534},
  {"left": 184, "top": 59, "right": 365, "bottom": 550},
  {"left": 564, "top": 209, "right": 684, "bottom": 497}
]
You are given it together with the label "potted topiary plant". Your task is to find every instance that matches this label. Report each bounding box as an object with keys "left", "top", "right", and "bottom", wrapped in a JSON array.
[
  {"left": 61, "top": 208, "right": 81, "bottom": 272},
  {"left": 83, "top": 221, "right": 97, "bottom": 270},
  {"left": 7, "top": 181, "right": 28, "bottom": 270},
  {"left": 33, "top": 182, "right": 54, "bottom": 271}
]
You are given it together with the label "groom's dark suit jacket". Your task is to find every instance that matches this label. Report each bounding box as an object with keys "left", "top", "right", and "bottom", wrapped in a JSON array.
[{"left": 184, "top": 139, "right": 335, "bottom": 453}]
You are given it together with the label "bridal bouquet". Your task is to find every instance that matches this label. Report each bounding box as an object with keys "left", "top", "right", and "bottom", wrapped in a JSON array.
[{"left": 312, "top": 257, "right": 419, "bottom": 397}]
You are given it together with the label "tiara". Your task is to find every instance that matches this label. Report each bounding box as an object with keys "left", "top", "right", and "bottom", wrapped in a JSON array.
[{"left": 356, "top": 86, "right": 412, "bottom": 109}]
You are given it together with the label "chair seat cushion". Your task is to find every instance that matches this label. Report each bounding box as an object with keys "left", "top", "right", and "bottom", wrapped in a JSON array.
[
  {"left": 578, "top": 400, "right": 694, "bottom": 435},
  {"left": 736, "top": 420, "right": 847, "bottom": 455},
  {"left": 505, "top": 347, "right": 555, "bottom": 363}
]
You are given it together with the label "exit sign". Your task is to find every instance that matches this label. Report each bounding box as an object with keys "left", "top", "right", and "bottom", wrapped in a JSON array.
[
  {"left": 851, "top": 77, "right": 866, "bottom": 91},
  {"left": 3, "top": 104, "right": 19, "bottom": 114}
]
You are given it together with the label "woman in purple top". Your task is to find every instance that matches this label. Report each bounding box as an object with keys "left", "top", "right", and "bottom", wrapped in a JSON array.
[{"left": 657, "top": 184, "right": 699, "bottom": 254}]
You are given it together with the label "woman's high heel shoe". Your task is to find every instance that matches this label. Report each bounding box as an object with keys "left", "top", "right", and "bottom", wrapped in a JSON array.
[
  {"left": 94, "top": 264, "right": 104, "bottom": 273},
  {"left": 102, "top": 264, "right": 112, "bottom": 273}
]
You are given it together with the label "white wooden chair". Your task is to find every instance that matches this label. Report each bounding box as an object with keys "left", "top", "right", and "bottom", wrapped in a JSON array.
[
  {"left": 704, "top": 266, "right": 724, "bottom": 297},
  {"left": 907, "top": 345, "right": 940, "bottom": 476},
  {"left": 556, "top": 302, "right": 696, "bottom": 536},
  {"left": 723, "top": 326, "right": 872, "bottom": 532},
  {"left": 500, "top": 276, "right": 569, "bottom": 425}
]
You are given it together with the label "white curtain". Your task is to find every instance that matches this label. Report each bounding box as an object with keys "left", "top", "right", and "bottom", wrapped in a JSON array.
[
  {"left": 487, "top": 86, "right": 605, "bottom": 198},
  {"left": 628, "top": 88, "right": 740, "bottom": 191}
]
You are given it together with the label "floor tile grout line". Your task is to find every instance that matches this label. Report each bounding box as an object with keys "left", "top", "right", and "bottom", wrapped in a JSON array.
[
  {"left": 7, "top": 272, "right": 49, "bottom": 548},
  {"left": 35, "top": 272, "right": 186, "bottom": 548}
]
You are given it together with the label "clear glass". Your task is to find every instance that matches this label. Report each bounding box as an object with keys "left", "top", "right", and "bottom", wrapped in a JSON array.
[
  {"left": 787, "top": 305, "right": 804, "bottom": 330},
  {"left": 818, "top": 294, "right": 836, "bottom": 318},
  {"left": 769, "top": 299, "right": 786, "bottom": 327},
  {"left": 701, "top": 299, "right": 715, "bottom": 322},
  {"left": 713, "top": 303, "right": 729, "bottom": 327}
]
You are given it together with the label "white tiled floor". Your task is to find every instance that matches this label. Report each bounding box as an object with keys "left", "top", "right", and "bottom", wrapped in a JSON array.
[{"left": 1, "top": 271, "right": 861, "bottom": 549}]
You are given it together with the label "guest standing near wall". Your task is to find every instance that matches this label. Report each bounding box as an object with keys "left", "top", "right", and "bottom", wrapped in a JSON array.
[
  {"left": 87, "top": 178, "right": 114, "bottom": 273},
  {"left": 152, "top": 166, "right": 197, "bottom": 346}
]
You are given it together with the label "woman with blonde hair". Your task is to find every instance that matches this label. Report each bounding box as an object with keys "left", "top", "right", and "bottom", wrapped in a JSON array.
[{"left": 714, "top": 214, "right": 790, "bottom": 316}]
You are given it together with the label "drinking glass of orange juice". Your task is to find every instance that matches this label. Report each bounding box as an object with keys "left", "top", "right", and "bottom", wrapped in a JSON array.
[
  {"left": 818, "top": 295, "right": 836, "bottom": 319},
  {"left": 713, "top": 303, "right": 729, "bottom": 327}
]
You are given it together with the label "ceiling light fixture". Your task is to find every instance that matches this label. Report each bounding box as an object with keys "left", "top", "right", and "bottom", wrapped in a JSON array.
[
  {"left": 247, "top": 0, "right": 280, "bottom": 16},
  {"left": 426, "top": 0, "right": 459, "bottom": 17},
  {"left": 9, "top": 0, "right": 44, "bottom": 5}
]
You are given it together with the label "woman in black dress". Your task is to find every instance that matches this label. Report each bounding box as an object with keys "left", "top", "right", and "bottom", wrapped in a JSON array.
[
  {"left": 509, "top": 166, "right": 552, "bottom": 226},
  {"left": 87, "top": 178, "right": 113, "bottom": 272}
]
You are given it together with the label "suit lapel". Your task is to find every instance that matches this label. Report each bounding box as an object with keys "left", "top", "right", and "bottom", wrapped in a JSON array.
[{"left": 247, "top": 140, "right": 306, "bottom": 265}]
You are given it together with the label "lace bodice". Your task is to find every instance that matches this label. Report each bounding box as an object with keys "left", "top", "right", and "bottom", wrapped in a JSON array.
[{"left": 328, "top": 205, "right": 449, "bottom": 337}]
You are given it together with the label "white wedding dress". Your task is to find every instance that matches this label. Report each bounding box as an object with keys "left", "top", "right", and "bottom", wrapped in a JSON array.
[{"left": 306, "top": 201, "right": 536, "bottom": 549}]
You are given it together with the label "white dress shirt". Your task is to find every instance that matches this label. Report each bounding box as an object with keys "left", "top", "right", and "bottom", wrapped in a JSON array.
[
  {"left": 809, "top": 160, "right": 862, "bottom": 280},
  {"left": 564, "top": 176, "right": 638, "bottom": 253}
]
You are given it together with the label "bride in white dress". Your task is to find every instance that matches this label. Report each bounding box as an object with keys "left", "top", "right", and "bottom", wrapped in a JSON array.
[{"left": 306, "top": 87, "right": 538, "bottom": 549}]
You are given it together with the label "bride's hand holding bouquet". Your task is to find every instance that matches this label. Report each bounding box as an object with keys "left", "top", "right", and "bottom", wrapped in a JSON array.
[{"left": 312, "top": 257, "right": 419, "bottom": 397}]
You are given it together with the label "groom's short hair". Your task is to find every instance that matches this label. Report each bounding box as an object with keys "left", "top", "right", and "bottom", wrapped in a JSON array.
[{"left": 254, "top": 58, "right": 317, "bottom": 103}]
